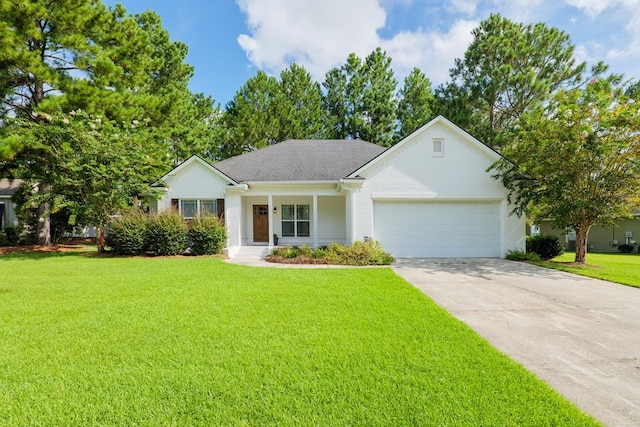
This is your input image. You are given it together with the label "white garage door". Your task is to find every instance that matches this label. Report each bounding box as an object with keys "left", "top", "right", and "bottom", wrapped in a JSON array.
[{"left": 373, "top": 201, "right": 501, "bottom": 258}]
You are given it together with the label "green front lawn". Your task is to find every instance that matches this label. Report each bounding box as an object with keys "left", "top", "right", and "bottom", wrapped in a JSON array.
[
  {"left": 0, "top": 252, "right": 598, "bottom": 426},
  {"left": 538, "top": 252, "right": 640, "bottom": 288}
]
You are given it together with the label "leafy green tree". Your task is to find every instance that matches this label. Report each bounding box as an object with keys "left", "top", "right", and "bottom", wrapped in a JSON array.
[
  {"left": 0, "top": 0, "right": 211, "bottom": 243},
  {"left": 397, "top": 67, "right": 434, "bottom": 141},
  {"left": 441, "top": 13, "right": 586, "bottom": 148},
  {"left": 491, "top": 78, "right": 640, "bottom": 264},
  {"left": 2, "top": 111, "right": 163, "bottom": 252}
]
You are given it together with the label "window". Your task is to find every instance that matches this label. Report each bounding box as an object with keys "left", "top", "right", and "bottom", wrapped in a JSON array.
[
  {"left": 179, "top": 199, "right": 218, "bottom": 218},
  {"left": 281, "top": 204, "right": 310, "bottom": 237},
  {"left": 432, "top": 138, "right": 444, "bottom": 156}
]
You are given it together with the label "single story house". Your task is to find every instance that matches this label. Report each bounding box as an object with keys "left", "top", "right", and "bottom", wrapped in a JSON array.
[
  {"left": 150, "top": 116, "right": 526, "bottom": 258},
  {"left": 0, "top": 179, "right": 21, "bottom": 231},
  {"left": 539, "top": 216, "right": 640, "bottom": 253}
]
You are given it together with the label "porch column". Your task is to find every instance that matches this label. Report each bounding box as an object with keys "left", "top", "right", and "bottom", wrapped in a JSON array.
[
  {"left": 268, "top": 194, "right": 274, "bottom": 246},
  {"left": 313, "top": 194, "right": 318, "bottom": 247}
]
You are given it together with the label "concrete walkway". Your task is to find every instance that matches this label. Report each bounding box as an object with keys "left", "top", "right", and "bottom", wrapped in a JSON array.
[{"left": 393, "top": 258, "right": 640, "bottom": 427}]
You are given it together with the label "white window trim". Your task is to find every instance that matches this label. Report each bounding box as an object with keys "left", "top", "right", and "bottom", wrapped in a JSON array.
[{"left": 281, "top": 204, "right": 310, "bottom": 238}]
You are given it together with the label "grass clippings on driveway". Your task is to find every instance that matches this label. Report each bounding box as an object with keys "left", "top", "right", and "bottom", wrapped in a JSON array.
[
  {"left": 0, "top": 252, "right": 599, "bottom": 426},
  {"left": 537, "top": 252, "right": 640, "bottom": 288}
]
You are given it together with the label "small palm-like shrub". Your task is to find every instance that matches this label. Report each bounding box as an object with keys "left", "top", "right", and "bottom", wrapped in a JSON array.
[
  {"left": 106, "top": 211, "right": 149, "bottom": 255},
  {"left": 188, "top": 215, "right": 227, "bottom": 255},
  {"left": 526, "top": 234, "right": 564, "bottom": 260},
  {"left": 146, "top": 211, "right": 188, "bottom": 256}
]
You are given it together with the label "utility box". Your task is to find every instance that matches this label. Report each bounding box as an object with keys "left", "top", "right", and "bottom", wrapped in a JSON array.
[{"left": 625, "top": 231, "right": 633, "bottom": 238}]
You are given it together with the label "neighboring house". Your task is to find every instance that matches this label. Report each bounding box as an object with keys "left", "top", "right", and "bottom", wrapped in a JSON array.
[
  {"left": 0, "top": 179, "right": 22, "bottom": 231},
  {"left": 539, "top": 215, "right": 640, "bottom": 253},
  {"left": 150, "top": 116, "right": 526, "bottom": 258}
]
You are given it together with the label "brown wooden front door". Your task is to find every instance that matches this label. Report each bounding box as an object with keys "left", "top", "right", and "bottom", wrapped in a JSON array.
[{"left": 253, "top": 205, "right": 269, "bottom": 242}]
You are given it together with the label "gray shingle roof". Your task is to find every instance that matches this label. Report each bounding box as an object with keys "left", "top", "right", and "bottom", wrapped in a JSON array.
[
  {"left": 0, "top": 179, "right": 24, "bottom": 196},
  {"left": 213, "top": 139, "right": 386, "bottom": 182}
]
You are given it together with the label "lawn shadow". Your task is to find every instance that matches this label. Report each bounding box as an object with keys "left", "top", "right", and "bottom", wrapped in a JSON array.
[{"left": 0, "top": 250, "right": 92, "bottom": 261}]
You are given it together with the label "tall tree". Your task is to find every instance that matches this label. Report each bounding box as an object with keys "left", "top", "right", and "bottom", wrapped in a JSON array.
[
  {"left": 222, "top": 71, "right": 280, "bottom": 157},
  {"left": 322, "top": 48, "right": 397, "bottom": 146},
  {"left": 491, "top": 77, "right": 640, "bottom": 264},
  {"left": 276, "top": 63, "right": 324, "bottom": 140},
  {"left": 440, "top": 14, "right": 586, "bottom": 148},
  {"left": 360, "top": 48, "right": 398, "bottom": 146},
  {"left": 397, "top": 67, "right": 434, "bottom": 141},
  {"left": 322, "top": 66, "right": 350, "bottom": 139},
  {"left": 0, "top": 1, "right": 210, "bottom": 244}
]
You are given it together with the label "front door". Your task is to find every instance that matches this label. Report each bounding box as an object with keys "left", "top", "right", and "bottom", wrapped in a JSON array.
[{"left": 253, "top": 205, "right": 269, "bottom": 242}]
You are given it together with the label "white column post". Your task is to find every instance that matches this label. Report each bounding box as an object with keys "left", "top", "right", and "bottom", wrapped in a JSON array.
[
  {"left": 313, "top": 194, "right": 318, "bottom": 247},
  {"left": 268, "top": 194, "right": 274, "bottom": 246}
]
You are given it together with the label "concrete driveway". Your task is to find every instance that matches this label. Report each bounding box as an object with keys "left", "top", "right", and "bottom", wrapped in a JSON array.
[{"left": 392, "top": 258, "right": 640, "bottom": 427}]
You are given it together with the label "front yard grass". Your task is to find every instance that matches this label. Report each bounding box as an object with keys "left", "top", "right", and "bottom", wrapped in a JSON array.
[
  {"left": 0, "top": 252, "right": 598, "bottom": 425},
  {"left": 538, "top": 252, "right": 640, "bottom": 288}
]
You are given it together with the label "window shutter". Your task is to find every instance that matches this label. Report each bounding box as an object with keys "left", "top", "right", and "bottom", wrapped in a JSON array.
[
  {"left": 171, "top": 199, "right": 179, "bottom": 212},
  {"left": 216, "top": 198, "right": 225, "bottom": 223}
]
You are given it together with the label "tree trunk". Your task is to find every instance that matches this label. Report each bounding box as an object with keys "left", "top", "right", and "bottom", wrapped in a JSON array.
[
  {"left": 37, "top": 201, "right": 51, "bottom": 246},
  {"left": 97, "top": 226, "right": 106, "bottom": 254},
  {"left": 574, "top": 224, "right": 591, "bottom": 264}
]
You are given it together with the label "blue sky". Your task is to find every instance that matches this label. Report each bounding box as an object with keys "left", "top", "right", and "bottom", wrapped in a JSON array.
[{"left": 104, "top": 0, "right": 640, "bottom": 107}]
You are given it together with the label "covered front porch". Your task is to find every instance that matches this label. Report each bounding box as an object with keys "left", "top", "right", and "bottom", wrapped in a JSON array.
[{"left": 224, "top": 183, "right": 356, "bottom": 258}]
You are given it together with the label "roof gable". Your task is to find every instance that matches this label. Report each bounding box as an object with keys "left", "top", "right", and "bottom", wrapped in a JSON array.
[
  {"left": 0, "top": 179, "right": 24, "bottom": 197},
  {"left": 154, "top": 155, "right": 237, "bottom": 187},
  {"left": 349, "top": 116, "right": 501, "bottom": 177},
  {"left": 213, "top": 139, "right": 386, "bottom": 182}
]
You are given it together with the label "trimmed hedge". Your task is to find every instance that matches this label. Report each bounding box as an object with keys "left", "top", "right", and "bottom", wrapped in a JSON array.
[
  {"left": 617, "top": 244, "right": 635, "bottom": 253},
  {"left": 526, "top": 234, "right": 564, "bottom": 260},
  {"left": 106, "top": 211, "right": 149, "bottom": 255},
  {"left": 268, "top": 240, "right": 395, "bottom": 266},
  {"left": 188, "top": 215, "right": 227, "bottom": 255},
  {"left": 145, "top": 211, "right": 188, "bottom": 256}
]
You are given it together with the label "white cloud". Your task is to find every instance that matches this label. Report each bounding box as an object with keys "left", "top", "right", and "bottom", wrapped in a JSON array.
[
  {"left": 236, "top": 0, "right": 475, "bottom": 86},
  {"left": 237, "top": 0, "right": 386, "bottom": 80},
  {"left": 382, "top": 19, "right": 477, "bottom": 84}
]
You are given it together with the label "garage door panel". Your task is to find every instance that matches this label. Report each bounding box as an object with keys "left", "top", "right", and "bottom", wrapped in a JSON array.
[{"left": 373, "top": 201, "right": 500, "bottom": 258}]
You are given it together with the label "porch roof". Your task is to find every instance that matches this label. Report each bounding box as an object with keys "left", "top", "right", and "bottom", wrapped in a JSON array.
[{"left": 213, "top": 139, "right": 386, "bottom": 182}]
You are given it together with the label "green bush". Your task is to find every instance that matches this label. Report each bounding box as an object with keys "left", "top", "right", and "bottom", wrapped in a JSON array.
[
  {"left": 106, "top": 211, "right": 149, "bottom": 255},
  {"left": 146, "top": 211, "right": 188, "bottom": 256},
  {"left": 326, "top": 240, "right": 395, "bottom": 266},
  {"left": 526, "top": 234, "right": 564, "bottom": 260},
  {"left": 188, "top": 215, "right": 227, "bottom": 255},
  {"left": 0, "top": 231, "right": 7, "bottom": 246},
  {"left": 3, "top": 226, "right": 22, "bottom": 246},
  {"left": 505, "top": 249, "right": 541, "bottom": 261},
  {"left": 617, "top": 244, "right": 635, "bottom": 253}
]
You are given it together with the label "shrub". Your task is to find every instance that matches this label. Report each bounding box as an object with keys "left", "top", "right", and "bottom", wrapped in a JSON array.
[
  {"left": 526, "top": 234, "right": 564, "bottom": 260},
  {"left": 326, "top": 240, "right": 395, "bottom": 266},
  {"left": 0, "top": 231, "right": 7, "bottom": 246},
  {"left": 617, "top": 244, "right": 635, "bottom": 253},
  {"left": 3, "top": 226, "right": 22, "bottom": 246},
  {"left": 146, "top": 211, "right": 188, "bottom": 256},
  {"left": 106, "top": 211, "right": 149, "bottom": 255},
  {"left": 505, "top": 249, "right": 541, "bottom": 261},
  {"left": 188, "top": 215, "right": 227, "bottom": 255}
]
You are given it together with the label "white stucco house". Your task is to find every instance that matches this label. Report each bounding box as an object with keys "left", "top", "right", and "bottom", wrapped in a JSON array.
[{"left": 150, "top": 116, "right": 525, "bottom": 258}]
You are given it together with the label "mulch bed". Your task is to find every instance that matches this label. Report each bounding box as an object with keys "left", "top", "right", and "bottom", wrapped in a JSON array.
[{"left": 265, "top": 255, "right": 329, "bottom": 265}]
